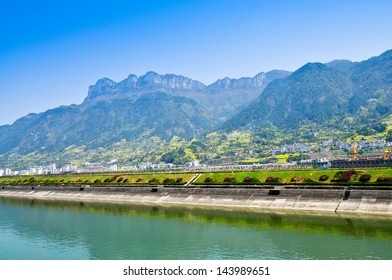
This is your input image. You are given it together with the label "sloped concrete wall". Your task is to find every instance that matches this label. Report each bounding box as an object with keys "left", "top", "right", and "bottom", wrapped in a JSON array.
[{"left": 1, "top": 185, "right": 392, "bottom": 215}]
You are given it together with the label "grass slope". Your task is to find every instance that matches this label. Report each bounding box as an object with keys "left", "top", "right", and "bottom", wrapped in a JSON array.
[
  {"left": 0, "top": 173, "right": 196, "bottom": 186},
  {"left": 2, "top": 169, "right": 392, "bottom": 187}
]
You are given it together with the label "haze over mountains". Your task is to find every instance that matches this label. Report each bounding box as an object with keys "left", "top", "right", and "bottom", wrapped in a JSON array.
[{"left": 1, "top": 49, "right": 392, "bottom": 167}]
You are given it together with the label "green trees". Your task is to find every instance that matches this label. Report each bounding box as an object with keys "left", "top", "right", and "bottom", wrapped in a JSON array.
[
  {"left": 160, "top": 148, "right": 193, "bottom": 165},
  {"left": 386, "top": 130, "right": 392, "bottom": 142}
]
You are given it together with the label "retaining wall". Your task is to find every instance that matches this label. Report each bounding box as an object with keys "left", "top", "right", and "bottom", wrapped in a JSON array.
[{"left": 1, "top": 185, "right": 392, "bottom": 215}]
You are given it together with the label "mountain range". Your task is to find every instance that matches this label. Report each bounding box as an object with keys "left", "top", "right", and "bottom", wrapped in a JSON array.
[
  {"left": 0, "top": 69, "right": 289, "bottom": 157},
  {"left": 1, "top": 49, "right": 392, "bottom": 168},
  {"left": 85, "top": 69, "right": 290, "bottom": 120},
  {"left": 224, "top": 49, "right": 392, "bottom": 131}
]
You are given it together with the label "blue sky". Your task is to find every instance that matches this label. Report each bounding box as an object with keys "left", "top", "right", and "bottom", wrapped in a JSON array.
[{"left": 1, "top": 0, "right": 392, "bottom": 125}]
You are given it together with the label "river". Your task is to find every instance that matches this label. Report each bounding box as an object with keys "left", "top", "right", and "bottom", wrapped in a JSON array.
[{"left": 1, "top": 197, "right": 392, "bottom": 260}]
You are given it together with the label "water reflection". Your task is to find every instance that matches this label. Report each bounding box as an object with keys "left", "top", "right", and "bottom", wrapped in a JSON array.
[{"left": 1, "top": 197, "right": 392, "bottom": 260}]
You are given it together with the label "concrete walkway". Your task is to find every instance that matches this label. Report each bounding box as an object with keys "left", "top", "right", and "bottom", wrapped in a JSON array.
[{"left": 184, "top": 173, "right": 202, "bottom": 186}]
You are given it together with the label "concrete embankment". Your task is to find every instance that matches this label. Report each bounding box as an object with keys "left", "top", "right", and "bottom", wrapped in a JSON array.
[{"left": 1, "top": 185, "right": 392, "bottom": 215}]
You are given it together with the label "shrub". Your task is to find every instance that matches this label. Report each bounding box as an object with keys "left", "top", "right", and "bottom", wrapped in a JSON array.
[
  {"left": 243, "top": 176, "right": 259, "bottom": 183},
  {"left": 359, "top": 174, "right": 371, "bottom": 182},
  {"left": 204, "top": 177, "right": 213, "bottom": 183},
  {"left": 163, "top": 178, "right": 174, "bottom": 184},
  {"left": 176, "top": 177, "right": 183, "bottom": 183},
  {"left": 224, "top": 177, "right": 236, "bottom": 182},
  {"left": 265, "top": 177, "right": 278, "bottom": 183},
  {"left": 108, "top": 176, "right": 117, "bottom": 182},
  {"left": 376, "top": 176, "right": 392, "bottom": 182},
  {"left": 93, "top": 179, "right": 101, "bottom": 184},
  {"left": 332, "top": 170, "right": 357, "bottom": 182},
  {"left": 291, "top": 176, "right": 304, "bottom": 183},
  {"left": 103, "top": 178, "right": 110, "bottom": 183},
  {"left": 341, "top": 170, "right": 357, "bottom": 181},
  {"left": 117, "top": 177, "right": 124, "bottom": 183},
  {"left": 123, "top": 178, "right": 129, "bottom": 183},
  {"left": 319, "top": 175, "right": 329, "bottom": 181},
  {"left": 149, "top": 178, "right": 158, "bottom": 183},
  {"left": 243, "top": 176, "right": 254, "bottom": 183},
  {"left": 136, "top": 178, "right": 143, "bottom": 183}
]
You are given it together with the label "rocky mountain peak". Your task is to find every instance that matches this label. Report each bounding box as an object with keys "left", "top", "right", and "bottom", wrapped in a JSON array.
[
  {"left": 137, "top": 71, "right": 161, "bottom": 87},
  {"left": 85, "top": 72, "right": 207, "bottom": 101},
  {"left": 94, "top": 78, "right": 117, "bottom": 89},
  {"left": 87, "top": 78, "right": 118, "bottom": 100},
  {"left": 207, "top": 72, "right": 270, "bottom": 92},
  {"left": 206, "top": 70, "right": 291, "bottom": 93},
  {"left": 136, "top": 72, "right": 206, "bottom": 90}
]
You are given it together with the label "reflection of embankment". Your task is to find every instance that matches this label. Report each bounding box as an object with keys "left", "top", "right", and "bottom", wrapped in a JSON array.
[{"left": 0, "top": 187, "right": 392, "bottom": 238}]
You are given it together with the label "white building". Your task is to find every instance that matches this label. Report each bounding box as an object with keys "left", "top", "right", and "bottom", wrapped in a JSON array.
[
  {"left": 25, "top": 167, "right": 43, "bottom": 175},
  {"left": 47, "top": 163, "right": 57, "bottom": 173},
  {"left": 0, "top": 169, "right": 4, "bottom": 177},
  {"left": 5, "top": 168, "right": 12, "bottom": 176},
  {"left": 29, "top": 167, "right": 45, "bottom": 175},
  {"left": 82, "top": 166, "right": 105, "bottom": 173},
  {"left": 120, "top": 165, "right": 138, "bottom": 171},
  {"left": 185, "top": 160, "right": 200, "bottom": 168},
  {"left": 108, "top": 164, "right": 118, "bottom": 171},
  {"left": 62, "top": 164, "right": 78, "bottom": 173},
  {"left": 137, "top": 162, "right": 152, "bottom": 170}
]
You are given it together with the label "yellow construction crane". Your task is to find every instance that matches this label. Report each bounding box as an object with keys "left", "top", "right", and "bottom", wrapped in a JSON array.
[
  {"left": 352, "top": 142, "right": 358, "bottom": 160},
  {"left": 384, "top": 148, "right": 391, "bottom": 160}
]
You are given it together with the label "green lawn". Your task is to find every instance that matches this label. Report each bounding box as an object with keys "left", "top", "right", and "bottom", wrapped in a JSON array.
[
  {"left": 0, "top": 173, "right": 196, "bottom": 186},
  {"left": 194, "top": 169, "right": 392, "bottom": 186},
  {"left": 2, "top": 168, "right": 392, "bottom": 186}
]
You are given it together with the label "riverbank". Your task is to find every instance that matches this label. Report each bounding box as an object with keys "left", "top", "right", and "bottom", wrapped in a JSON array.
[{"left": 1, "top": 185, "right": 392, "bottom": 216}]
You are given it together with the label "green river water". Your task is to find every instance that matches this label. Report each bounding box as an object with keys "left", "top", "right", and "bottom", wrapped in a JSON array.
[{"left": 1, "top": 197, "right": 392, "bottom": 260}]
